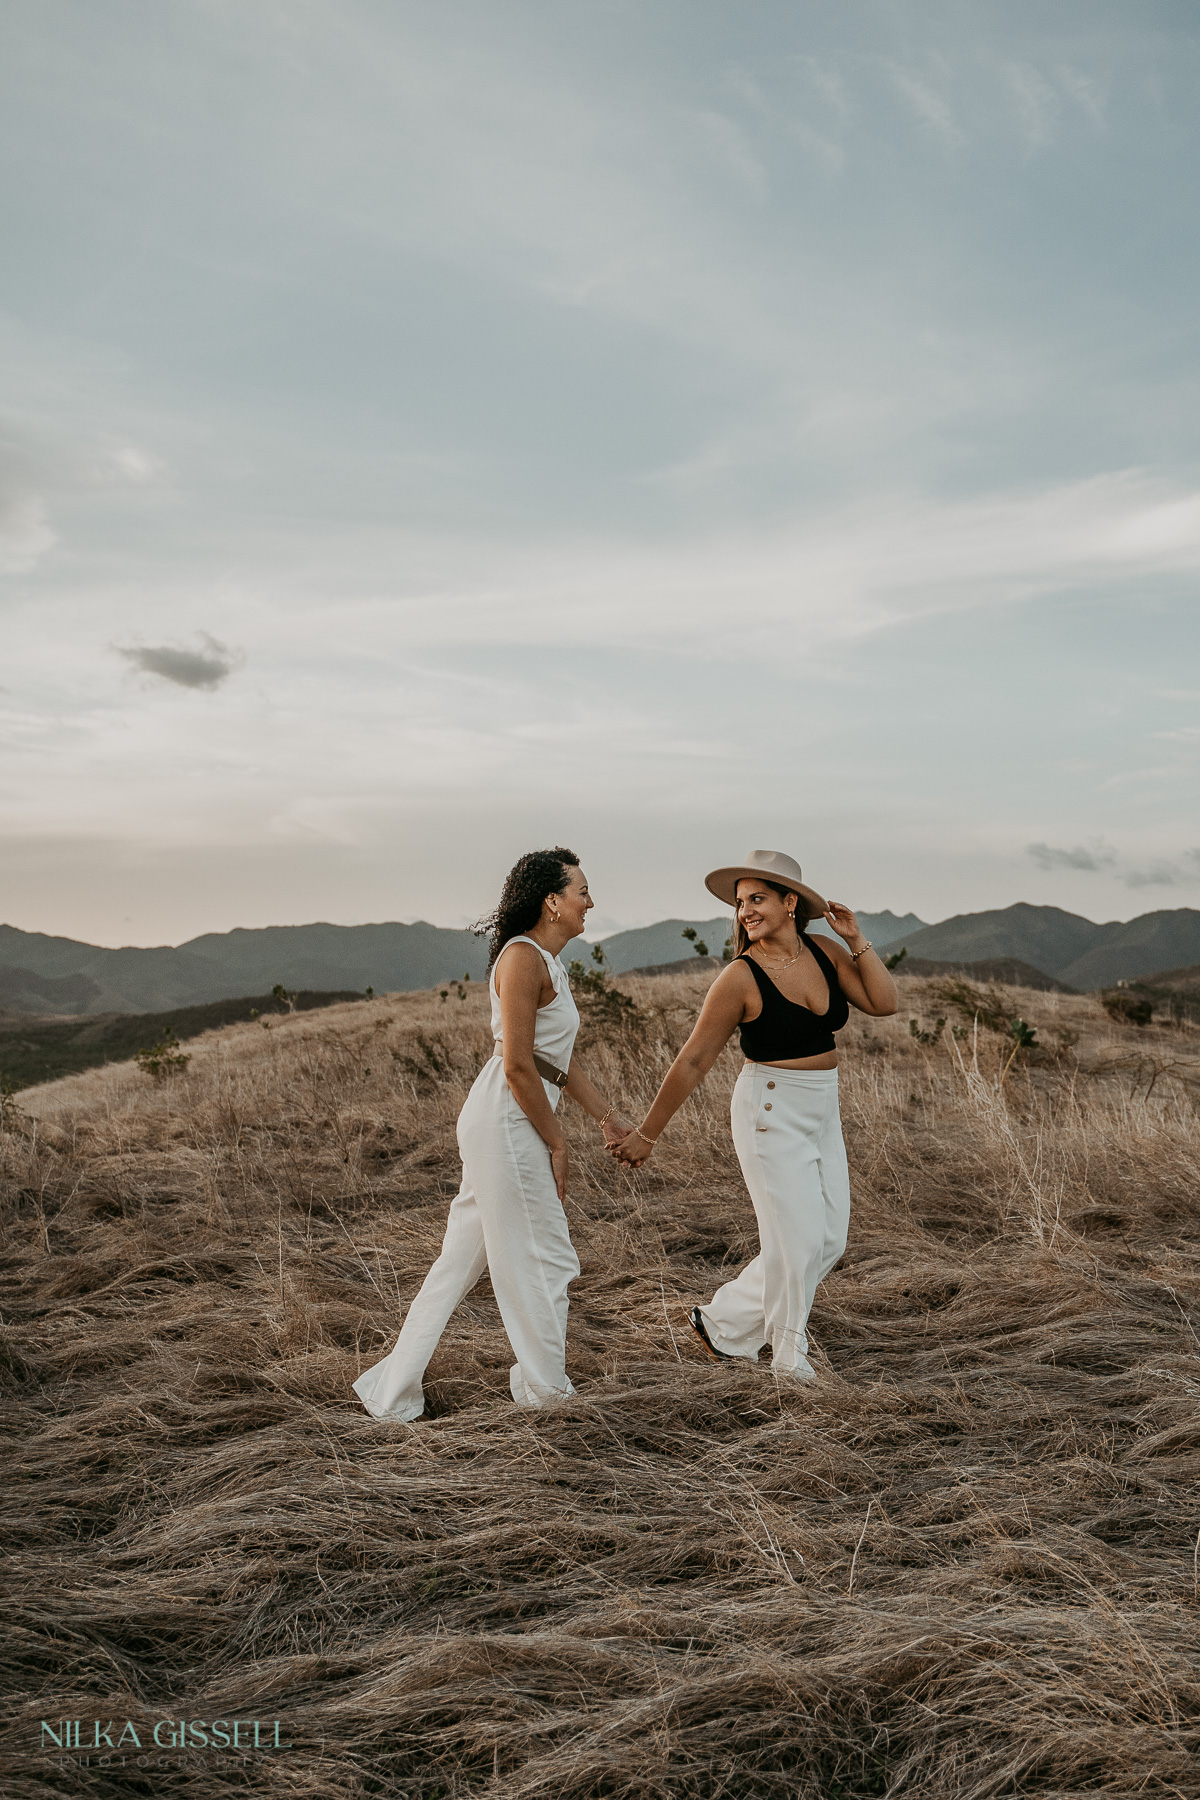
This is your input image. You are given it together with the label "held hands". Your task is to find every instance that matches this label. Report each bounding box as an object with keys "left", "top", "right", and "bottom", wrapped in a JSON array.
[
  {"left": 610, "top": 1125, "right": 654, "bottom": 1167},
  {"left": 601, "top": 1111, "right": 635, "bottom": 1151},
  {"left": 822, "top": 901, "right": 865, "bottom": 951}
]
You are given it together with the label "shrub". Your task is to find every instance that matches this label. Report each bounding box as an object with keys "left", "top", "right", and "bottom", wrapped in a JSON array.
[
  {"left": 135, "top": 1031, "right": 191, "bottom": 1081},
  {"left": 1102, "top": 991, "right": 1153, "bottom": 1028},
  {"left": 568, "top": 952, "right": 643, "bottom": 1050},
  {"left": 909, "top": 1016, "right": 945, "bottom": 1046},
  {"left": 930, "top": 979, "right": 1017, "bottom": 1035}
]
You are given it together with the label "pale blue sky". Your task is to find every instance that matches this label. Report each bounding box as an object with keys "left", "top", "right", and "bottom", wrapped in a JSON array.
[{"left": 1, "top": 0, "right": 1198, "bottom": 943}]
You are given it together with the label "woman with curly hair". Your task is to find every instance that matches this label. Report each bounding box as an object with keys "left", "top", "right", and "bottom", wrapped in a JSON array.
[{"left": 354, "top": 847, "right": 633, "bottom": 1421}]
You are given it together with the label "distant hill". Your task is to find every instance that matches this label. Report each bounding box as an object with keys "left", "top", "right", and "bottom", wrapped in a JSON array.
[
  {"left": 893, "top": 905, "right": 1200, "bottom": 989},
  {"left": 809, "top": 910, "right": 928, "bottom": 951},
  {"left": 5, "top": 902, "right": 1196, "bottom": 1013},
  {"left": 621, "top": 955, "right": 724, "bottom": 978},
  {"left": 596, "top": 909, "right": 924, "bottom": 974},
  {"left": 896, "top": 956, "right": 1076, "bottom": 993},
  {"left": 0, "top": 964, "right": 107, "bottom": 1016},
  {"left": 0, "top": 921, "right": 489, "bottom": 1015},
  {"left": 0, "top": 989, "right": 363, "bottom": 1091},
  {"left": 595, "top": 919, "right": 732, "bottom": 973}
]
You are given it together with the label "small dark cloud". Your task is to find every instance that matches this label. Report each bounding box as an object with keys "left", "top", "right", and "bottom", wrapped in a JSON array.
[
  {"left": 1026, "top": 841, "right": 1116, "bottom": 873},
  {"left": 117, "top": 633, "right": 239, "bottom": 690}
]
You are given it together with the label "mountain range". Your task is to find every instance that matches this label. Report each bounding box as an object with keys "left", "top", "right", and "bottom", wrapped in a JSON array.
[
  {"left": 892, "top": 904, "right": 1200, "bottom": 990},
  {"left": 1, "top": 903, "right": 1197, "bottom": 1017},
  {"left": 594, "top": 911, "right": 924, "bottom": 974},
  {"left": 0, "top": 920, "right": 489, "bottom": 1016}
]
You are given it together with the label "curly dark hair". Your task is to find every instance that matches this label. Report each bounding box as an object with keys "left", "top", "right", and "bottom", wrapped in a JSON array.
[{"left": 475, "top": 847, "right": 581, "bottom": 970}]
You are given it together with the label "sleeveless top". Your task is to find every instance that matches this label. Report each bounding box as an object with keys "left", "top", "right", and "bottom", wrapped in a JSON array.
[
  {"left": 490, "top": 935, "right": 580, "bottom": 1075},
  {"left": 738, "top": 934, "right": 850, "bottom": 1061}
]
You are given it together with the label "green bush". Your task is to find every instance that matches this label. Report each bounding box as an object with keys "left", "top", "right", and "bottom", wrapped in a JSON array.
[{"left": 135, "top": 1031, "right": 191, "bottom": 1081}]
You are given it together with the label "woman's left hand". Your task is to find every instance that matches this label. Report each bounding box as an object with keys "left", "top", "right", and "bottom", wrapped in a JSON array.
[{"left": 822, "top": 901, "right": 865, "bottom": 949}]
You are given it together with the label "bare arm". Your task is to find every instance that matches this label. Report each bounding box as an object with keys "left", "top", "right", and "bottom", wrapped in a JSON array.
[
  {"left": 631, "top": 962, "right": 751, "bottom": 1146},
  {"left": 819, "top": 902, "right": 899, "bottom": 1017},
  {"left": 495, "top": 945, "right": 570, "bottom": 1196},
  {"left": 564, "top": 1061, "right": 634, "bottom": 1146}
]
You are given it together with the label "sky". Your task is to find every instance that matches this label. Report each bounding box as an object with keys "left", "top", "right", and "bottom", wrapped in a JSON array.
[{"left": 2, "top": 0, "right": 1198, "bottom": 946}]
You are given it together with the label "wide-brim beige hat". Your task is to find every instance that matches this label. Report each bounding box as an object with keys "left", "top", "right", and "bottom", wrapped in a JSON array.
[{"left": 704, "top": 849, "right": 827, "bottom": 917}]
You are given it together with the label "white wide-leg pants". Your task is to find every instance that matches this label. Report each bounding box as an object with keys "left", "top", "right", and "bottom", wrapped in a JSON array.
[
  {"left": 698, "top": 1065, "right": 849, "bottom": 1380},
  {"left": 353, "top": 1061, "right": 579, "bottom": 1421}
]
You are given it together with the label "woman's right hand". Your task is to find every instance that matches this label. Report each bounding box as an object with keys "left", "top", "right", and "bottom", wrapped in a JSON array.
[
  {"left": 550, "top": 1139, "right": 569, "bottom": 1200},
  {"left": 614, "top": 1127, "right": 654, "bottom": 1167}
]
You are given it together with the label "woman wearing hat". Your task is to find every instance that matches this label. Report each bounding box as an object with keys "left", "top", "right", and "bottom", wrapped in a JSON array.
[{"left": 614, "top": 851, "right": 897, "bottom": 1382}]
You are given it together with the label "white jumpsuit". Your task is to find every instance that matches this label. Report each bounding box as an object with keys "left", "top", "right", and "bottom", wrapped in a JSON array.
[{"left": 353, "top": 935, "right": 580, "bottom": 1421}]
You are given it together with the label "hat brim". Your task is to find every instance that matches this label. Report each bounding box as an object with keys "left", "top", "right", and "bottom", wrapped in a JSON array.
[{"left": 704, "top": 866, "right": 827, "bottom": 917}]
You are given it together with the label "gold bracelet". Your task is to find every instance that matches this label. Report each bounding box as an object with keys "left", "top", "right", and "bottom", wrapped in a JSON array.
[
  {"left": 599, "top": 1105, "right": 615, "bottom": 1128},
  {"left": 850, "top": 941, "right": 873, "bottom": 961},
  {"left": 634, "top": 1126, "right": 658, "bottom": 1145}
]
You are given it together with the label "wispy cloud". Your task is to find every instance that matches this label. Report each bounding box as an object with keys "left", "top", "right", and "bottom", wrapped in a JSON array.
[
  {"left": 998, "top": 62, "right": 1060, "bottom": 150},
  {"left": 116, "top": 635, "right": 240, "bottom": 691},
  {"left": 0, "top": 419, "right": 163, "bottom": 573},
  {"left": 1124, "top": 850, "right": 1200, "bottom": 888},
  {"left": 1029, "top": 841, "right": 1200, "bottom": 888},
  {"left": 1027, "top": 841, "right": 1117, "bottom": 873},
  {"left": 888, "top": 66, "right": 963, "bottom": 148}
]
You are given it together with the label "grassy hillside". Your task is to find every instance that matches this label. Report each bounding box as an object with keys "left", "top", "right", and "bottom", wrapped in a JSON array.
[
  {"left": 1125, "top": 963, "right": 1200, "bottom": 1024},
  {"left": 0, "top": 989, "right": 364, "bottom": 1092},
  {"left": 3, "top": 973, "right": 1199, "bottom": 1795}
]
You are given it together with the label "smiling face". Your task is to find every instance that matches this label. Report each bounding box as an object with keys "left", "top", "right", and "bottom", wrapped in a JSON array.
[
  {"left": 548, "top": 864, "right": 593, "bottom": 940},
  {"left": 735, "top": 878, "right": 798, "bottom": 946}
]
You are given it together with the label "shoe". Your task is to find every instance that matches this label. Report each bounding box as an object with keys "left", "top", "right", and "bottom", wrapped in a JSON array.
[{"left": 688, "top": 1306, "right": 733, "bottom": 1362}]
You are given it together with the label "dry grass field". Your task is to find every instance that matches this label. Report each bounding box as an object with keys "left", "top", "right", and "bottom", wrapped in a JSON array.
[{"left": 3, "top": 966, "right": 1200, "bottom": 1798}]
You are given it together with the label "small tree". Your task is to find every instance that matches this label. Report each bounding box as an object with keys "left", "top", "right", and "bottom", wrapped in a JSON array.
[
  {"left": 271, "top": 982, "right": 296, "bottom": 1013},
  {"left": 681, "top": 927, "right": 709, "bottom": 957},
  {"left": 885, "top": 946, "right": 908, "bottom": 971},
  {"left": 136, "top": 1030, "right": 191, "bottom": 1081}
]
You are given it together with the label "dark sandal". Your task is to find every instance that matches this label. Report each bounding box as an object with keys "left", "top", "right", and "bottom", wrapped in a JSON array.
[{"left": 688, "top": 1306, "right": 733, "bottom": 1362}]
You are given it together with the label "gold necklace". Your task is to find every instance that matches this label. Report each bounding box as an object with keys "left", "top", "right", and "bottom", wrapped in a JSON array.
[{"left": 752, "top": 939, "right": 805, "bottom": 971}]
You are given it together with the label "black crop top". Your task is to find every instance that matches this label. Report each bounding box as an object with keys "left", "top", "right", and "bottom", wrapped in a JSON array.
[{"left": 738, "top": 935, "right": 850, "bottom": 1061}]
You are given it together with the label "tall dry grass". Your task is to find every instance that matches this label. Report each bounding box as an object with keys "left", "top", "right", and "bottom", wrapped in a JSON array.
[{"left": 2, "top": 970, "right": 1199, "bottom": 1797}]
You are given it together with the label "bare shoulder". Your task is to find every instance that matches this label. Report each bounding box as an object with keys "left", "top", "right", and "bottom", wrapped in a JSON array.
[
  {"left": 493, "top": 939, "right": 551, "bottom": 991},
  {"left": 710, "top": 955, "right": 753, "bottom": 987},
  {"left": 700, "top": 958, "right": 755, "bottom": 1009}
]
